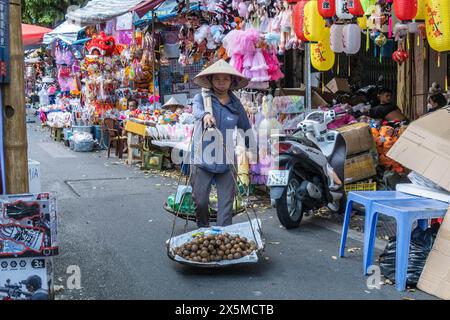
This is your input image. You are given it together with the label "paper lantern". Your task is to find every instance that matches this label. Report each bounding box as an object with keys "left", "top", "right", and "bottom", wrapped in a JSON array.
[
  {"left": 343, "top": 24, "right": 361, "bottom": 54},
  {"left": 304, "top": 0, "right": 327, "bottom": 42},
  {"left": 348, "top": 0, "right": 365, "bottom": 17},
  {"left": 336, "top": 0, "right": 354, "bottom": 20},
  {"left": 318, "top": 0, "right": 336, "bottom": 18},
  {"left": 415, "top": 0, "right": 426, "bottom": 21},
  {"left": 394, "top": 0, "right": 418, "bottom": 22},
  {"left": 425, "top": 0, "right": 450, "bottom": 52},
  {"left": 330, "top": 24, "right": 345, "bottom": 53},
  {"left": 311, "top": 29, "right": 335, "bottom": 71},
  {"left": 293, "top": 1, "right": 309, "bottom": 42},
  {"left": 392, "top": 48, "right": 409, "bottom": 65},
  {"left": 360, "top": 0, "right": 376, "bottom": 14},
  {"left": 357, "top": 15, "right": 368, "bottom": 29}
]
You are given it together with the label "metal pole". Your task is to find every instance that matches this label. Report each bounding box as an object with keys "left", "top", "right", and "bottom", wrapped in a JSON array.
[
  {"left": 2, "top": 0, "right": 29, "bottom": 194},
  {"left": 304, "top": 43, "right": 312, "bottom": 114}
]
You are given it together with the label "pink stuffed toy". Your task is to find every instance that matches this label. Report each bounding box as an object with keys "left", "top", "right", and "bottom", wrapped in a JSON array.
[{"left": 327, "top": 105, "right": 357, "bottom": 130}]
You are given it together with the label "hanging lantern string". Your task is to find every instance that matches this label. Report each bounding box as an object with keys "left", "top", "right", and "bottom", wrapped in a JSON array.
[
  {"left": 366, "top": 28, "right": 370, "bottom": 51},
  {"left": 437, "top": 52, "right": 441, "bottom": 68},
  {"left": 348, "top": 56, "right": 351, "bottom": 77},
  {"left": 322, "top": 72, "right": 325, "bottom": 94},
  {"left": 406, "top": 33, "right": 410, "bottom": 51},
  {"left": 337, "top": 55, "right": 340, "bottom": 75}
]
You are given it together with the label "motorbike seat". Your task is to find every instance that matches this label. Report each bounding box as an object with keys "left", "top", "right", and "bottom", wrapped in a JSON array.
[{"left": 326, "top": 134, "right": 347, "bottom": 183}]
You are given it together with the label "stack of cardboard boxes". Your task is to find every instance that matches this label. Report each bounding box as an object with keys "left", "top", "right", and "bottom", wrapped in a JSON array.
[
  {"left": 388, "top": 107, "right": 450, "bottom": 300},
  {"left": 338, "top": 123, "right": 377, "bottom": 184}
]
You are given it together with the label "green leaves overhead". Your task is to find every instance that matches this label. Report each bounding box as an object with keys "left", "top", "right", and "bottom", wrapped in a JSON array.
[{"left": 22, "top": 0, "right": 89, "bottom": 27}]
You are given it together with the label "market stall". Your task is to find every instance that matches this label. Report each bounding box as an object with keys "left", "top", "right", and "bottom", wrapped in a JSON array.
[{"left": 22, "top": 24, "right": 53, "bottom": 48}]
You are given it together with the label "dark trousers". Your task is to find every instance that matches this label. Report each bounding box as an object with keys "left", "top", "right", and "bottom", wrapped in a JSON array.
[{"left": 191, "top": 166, "right": 236, "bottom": 228}]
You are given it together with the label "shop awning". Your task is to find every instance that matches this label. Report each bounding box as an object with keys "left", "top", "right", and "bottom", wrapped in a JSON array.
[
  {"left": 65, "top": 0, "right": 144, "bottom": 26},
  {"left": 22, "top": 24, "right": 53, "bottom": 47},
  {"left": 43, "top": 21, "right": 85, "bottom": 45},
  {"left": 131, "top": 0, "right": 166, "bottom": 18}
]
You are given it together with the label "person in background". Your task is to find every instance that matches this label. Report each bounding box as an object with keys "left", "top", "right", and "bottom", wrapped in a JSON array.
[
  {"left": 127, "top": 98, "right": 139, "bottom": 113},
  {"left": 369, "top": 88, "right": 406, "bottom": 121},
  {"left": 427, "top": 92, "right": 448, "bottom": 113},
  {"left": 22, "top": 275, "right": 48, "bottom": 300}
]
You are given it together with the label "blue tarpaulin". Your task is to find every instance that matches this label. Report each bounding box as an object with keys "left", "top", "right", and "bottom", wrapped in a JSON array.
[{"left": 135, "top": 0, "right": 200, "bottom": 27}]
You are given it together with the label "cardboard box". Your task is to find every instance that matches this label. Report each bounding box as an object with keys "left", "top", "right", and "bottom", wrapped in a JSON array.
[
  {"left": 417, "top": 209, "right": 450, "bottom": 300},
  {"left": 344, "top": 152, "right": 377, "bottom": 184},
  {"left": 338, "top": 123, "right": 375, "bottom": 156},
  {"left": 387, "top": 107, "right": 450, "bottom": 192},
  {"left": 324, "top": 78, "right": 351, "bottom": 94}
]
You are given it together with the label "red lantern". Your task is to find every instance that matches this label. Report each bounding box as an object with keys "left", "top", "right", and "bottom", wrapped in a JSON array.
[
  {"left": 318, "top": 0, "right": 336, "bottom": 18},
  {"left": 394, "top": 0, "right": 418, "bottom": 22},
  {"left": 392, "top": 48, "right": 409, "bottom": 65},
  {"left": 347, "top": 0, "right": 364, "bottom": 17},
  {"left": 293, "top": 1, "right": 309, "bottom": 41}
]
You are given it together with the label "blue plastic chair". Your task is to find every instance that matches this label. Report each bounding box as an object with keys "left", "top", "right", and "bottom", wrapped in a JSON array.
[
  {"left": 339, "top": 191, "right": 420, "bottom": 262},
  {"left": 367, "top": 199, "right": 449, "bottom": 291}
]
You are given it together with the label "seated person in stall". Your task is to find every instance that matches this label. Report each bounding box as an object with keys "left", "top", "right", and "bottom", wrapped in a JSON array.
[
  {"left": 427, "top": 92, "right": 448, "bottom": 113},
  {"left": 126, "top": 98, "right": 140, "bottom": 118},
  {"left": 161, "top": 97, "right": 185, "bottom": 123},
  {"left": 369, "top": 88, "right": 406, "bottom": 122}
]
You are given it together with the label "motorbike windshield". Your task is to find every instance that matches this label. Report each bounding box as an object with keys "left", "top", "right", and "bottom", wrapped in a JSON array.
[
  {"left": 291, "top": 130, "right": 319, "bottom": 149},
  {"left": 305, "top": 112, "right": 325, "bottom": 123}
]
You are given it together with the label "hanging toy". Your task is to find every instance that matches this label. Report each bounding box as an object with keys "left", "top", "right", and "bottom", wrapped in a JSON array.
[
  {"left": 392, "top": 23, "right": 409, "bottom": 41},
  {"left": 392, "top": 47, "right": 409, "bottom": 65}
]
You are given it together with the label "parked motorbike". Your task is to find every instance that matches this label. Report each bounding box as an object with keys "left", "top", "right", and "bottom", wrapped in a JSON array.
[{"left": 267, "top": 110, "right": 347, "bottom": 229}]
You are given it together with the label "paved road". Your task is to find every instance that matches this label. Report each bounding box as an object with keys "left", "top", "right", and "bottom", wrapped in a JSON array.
[{"left": 27, "top": 123, "right": 435, "bottom": 300}]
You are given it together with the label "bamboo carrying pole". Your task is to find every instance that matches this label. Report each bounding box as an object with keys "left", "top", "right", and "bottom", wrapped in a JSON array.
[{"left": 2, "top": 0, "right": 29, "bottom": 193}]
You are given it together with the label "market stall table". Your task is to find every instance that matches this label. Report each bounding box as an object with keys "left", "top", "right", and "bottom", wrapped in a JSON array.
[{"left": 124, "top": 119, "right": 154, "bottom": 166}]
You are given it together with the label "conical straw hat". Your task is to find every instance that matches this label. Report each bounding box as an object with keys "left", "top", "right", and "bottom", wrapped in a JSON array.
[
  {"left": 162, "top": 97, "right": 184, "bottom": 109},
  {"left": 194, "top": 59, "right": 249, "bottom": 90}
]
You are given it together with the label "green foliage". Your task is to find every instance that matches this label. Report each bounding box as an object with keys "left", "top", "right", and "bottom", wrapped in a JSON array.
[{"left": 22, "top": 0, "right": 89, "bottom": 27}]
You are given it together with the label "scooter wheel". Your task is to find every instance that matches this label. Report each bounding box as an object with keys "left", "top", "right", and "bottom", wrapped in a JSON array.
[{"left": 276, "top": 174, "right": 304, "bottom": 229}]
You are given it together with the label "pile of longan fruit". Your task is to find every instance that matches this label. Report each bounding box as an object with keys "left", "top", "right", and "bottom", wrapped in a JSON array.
[{"left": 175, "top": 233, "right": 257, "bottom": 263}]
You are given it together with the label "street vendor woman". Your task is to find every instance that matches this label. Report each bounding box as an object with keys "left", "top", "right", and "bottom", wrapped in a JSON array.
[{"left": 191, "top": 59, "right": 256, "bottom": 228}]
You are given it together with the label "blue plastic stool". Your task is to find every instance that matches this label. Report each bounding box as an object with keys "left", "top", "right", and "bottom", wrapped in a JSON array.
[
  {"left": 367, "top": 199, "right": 449, "bottom": 291},
  {"left": 339, "top": 191, "right": 420, "bottom": 262}
]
